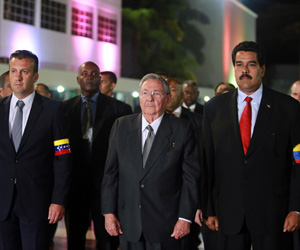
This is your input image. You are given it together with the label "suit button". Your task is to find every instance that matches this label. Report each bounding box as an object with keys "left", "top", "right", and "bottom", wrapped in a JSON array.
[
  {"left": 244, "top": 160, "right": 248, "bottom": 164},
  {"left": 140, "top": 184, "right": 144, "bottom": 188},
  {"left": 139, "top": 205, "right": 141, "bottom": 209}
]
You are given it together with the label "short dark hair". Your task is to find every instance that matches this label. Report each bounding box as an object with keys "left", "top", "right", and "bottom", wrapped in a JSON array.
[
  {"left": 232, "top": 41, "right": 266, "bottom": 67},
  {"left": 10, "top": 50, "right": 39, "bottom": 73},
  {"left": 215, "top": 82, "right": 236, "bottom": 95},
  {"left": 36, "top": 83, "right": 50, "bottom": 94},
  {"left": 101, "top": 71, "right": 117, "bottom": 84},
  {"left": 0, "top": 71, "right": 9, "bottom": 88}
]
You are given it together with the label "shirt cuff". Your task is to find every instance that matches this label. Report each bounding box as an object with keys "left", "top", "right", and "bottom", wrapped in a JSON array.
[{"left": 179, "top": 217, "right": 192, "bottom": 223}]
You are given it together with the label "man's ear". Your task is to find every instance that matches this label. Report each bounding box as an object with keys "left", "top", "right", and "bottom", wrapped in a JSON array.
[{"left": 110, "top": 82, "right": 116, "bottom": 91}]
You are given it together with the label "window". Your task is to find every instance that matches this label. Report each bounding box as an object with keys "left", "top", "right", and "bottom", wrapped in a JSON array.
[
  {"left": 71, "top": 3, "right": 93, "bottom": 38},
  {"left": 41, "top": 0, "right": 66, "bottom": 32},
  {"left": 4, "top": 0, "right": 35, "bottom": 25},
  {"left": 98, "top": 11, "right": 117, "bottom": 44}
]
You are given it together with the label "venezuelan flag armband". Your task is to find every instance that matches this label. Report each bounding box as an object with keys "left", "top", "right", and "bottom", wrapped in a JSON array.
[
  {"left": 54, "top": 139, "right": 71, "bottom": 156},
  {"left": 293, "top": 144, "right": 300, "bottom": 164}
]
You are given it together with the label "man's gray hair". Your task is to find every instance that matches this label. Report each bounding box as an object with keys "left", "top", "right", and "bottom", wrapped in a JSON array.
[{"left": 139, "top": 73, "right": 170, "bottom": 95}]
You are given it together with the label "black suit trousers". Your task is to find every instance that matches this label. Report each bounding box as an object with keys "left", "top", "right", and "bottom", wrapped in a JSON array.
[
  {"left": 65, "top": 179, "right": 118, "bottom": 250},
  {"left": 219, "top": 221, "right": 293, "bottom": 250},
  {"left": 120, "top": 234, "right": 182, "bottom": 250},
  {"left": 0, "top": 189, "right": 48, "bottom": 250}
]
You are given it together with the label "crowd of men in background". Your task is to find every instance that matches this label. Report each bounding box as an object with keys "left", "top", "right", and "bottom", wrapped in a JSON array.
[{"left": 1, "top": 40, "right": 300, "bottom": 250}]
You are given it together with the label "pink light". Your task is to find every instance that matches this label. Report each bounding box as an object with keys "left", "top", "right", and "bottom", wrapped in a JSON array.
[
  {"left": 97, "top": 42, "right": 119, "bottom": 75},
  {"left": 72, "top": 36, "right": 95, "bottom": 63},
  {"left": 11, "top": 27, "right": 38, "bottom": 54},
  {"left": 223, "top": 1, "right": 231, "bottom": 82}
]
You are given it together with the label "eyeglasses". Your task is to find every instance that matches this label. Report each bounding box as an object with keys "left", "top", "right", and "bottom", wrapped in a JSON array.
[{"left": 140, "top": 90, "right": 165, "bottom": 98}]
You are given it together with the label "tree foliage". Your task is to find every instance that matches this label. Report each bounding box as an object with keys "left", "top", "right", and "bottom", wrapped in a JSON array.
[{"left": 121, "top": 0, "right": 199, "bottom": 80}]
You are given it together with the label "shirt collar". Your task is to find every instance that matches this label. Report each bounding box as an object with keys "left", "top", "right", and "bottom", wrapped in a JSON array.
[
  {"left": 238, "top": 83, "right": 263, "bottom": 105},
  {"left": 182, "top": 102, "right": 196, "bottom": 111},
  {"left": 173, "top": 106, "right": 182, "bottom": 117},
  {"left": 81, "top": 92, "right": 99, "bottom": 103},
  {"left": 11, "top": 91, "right": 35, "bottom": 107},
  {"left": 142, "top": 113, "right": 164, "bottom": 135}
]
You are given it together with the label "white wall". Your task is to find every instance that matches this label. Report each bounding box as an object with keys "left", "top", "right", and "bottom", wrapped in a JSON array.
[
  {"left": 0, "top": 0, "right": 122, "bottom": 75},
  {"left": 187, "top": 0, "right": 257, "bottom": 88}
]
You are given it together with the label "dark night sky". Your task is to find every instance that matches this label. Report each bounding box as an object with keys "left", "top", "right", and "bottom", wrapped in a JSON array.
[{"left": 238, "top": 0, "right": 300, "bottom": 12}]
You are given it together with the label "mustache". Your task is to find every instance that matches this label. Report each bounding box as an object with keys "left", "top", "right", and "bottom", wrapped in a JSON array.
[
  {"left": 86, "top": 80, "right": 97, "bottom": 85},
  {"left": 240, "top": 74, "right": 252, "bottom": 80}
]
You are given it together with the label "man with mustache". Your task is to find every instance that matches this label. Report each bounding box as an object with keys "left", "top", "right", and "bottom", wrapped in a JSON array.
[
  {"left": 203, "top": 41, "right": 300, "bottom": 250},
  {"left": 102, "top": 73, "right": 200, "bottom": 250},
  {"left": 64, "top": 61, "right": 132, "bottom": 250}
]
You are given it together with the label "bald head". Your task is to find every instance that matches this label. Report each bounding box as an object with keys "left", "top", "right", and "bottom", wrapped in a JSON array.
[
  {"left": 77, "top": 61, "right": 101, "bottom": 98},
  {"left": 290, "top": 80, "right": 300, "bottom": 102}
]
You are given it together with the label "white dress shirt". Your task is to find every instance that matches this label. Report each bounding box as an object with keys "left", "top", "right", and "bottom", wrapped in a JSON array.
[
  {"left": 141, "top": 114, "right": 164, "bottom": 152},
  {"left": 237, "top": 84, "right": 263, "bottom": 137},
  {"left": 182, "top": 102, "right": 196, "bottom": 112},
  {"left": 9, "top": 91, "right": 35, "bottom": 136}
]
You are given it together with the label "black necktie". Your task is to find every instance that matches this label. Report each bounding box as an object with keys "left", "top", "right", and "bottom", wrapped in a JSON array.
[
  {"left": 143, "top": 125, "right": 154, "bottom": 168},
  {"left": 82, "top": 98, "right": 93, "bottom": 142},
  {"left": 12, "top": 100, "right": 25, "bottom": 151}
]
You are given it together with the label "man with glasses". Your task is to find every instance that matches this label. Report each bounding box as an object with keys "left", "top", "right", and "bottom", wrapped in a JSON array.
[{"left": 102, "top": 73, "right": 200, "bottom": 250}]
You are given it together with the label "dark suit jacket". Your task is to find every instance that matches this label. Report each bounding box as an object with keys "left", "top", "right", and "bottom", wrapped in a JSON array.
[
  {"left": 203, "top": 86, "right": 300, "bottom": 235},
  {"left": 194, "top": 102, "right": 204, "bottom": 115},
  {"left": 116, "top": 99, "right": 132, "bottom": 114},
  {"left": 0, "top": 93, "right": 71, "bottom": 221},
  {"left": 180, "top": 106, "right": 202, "bottom": 132},
  {"left": 180, "top": 107, "right": 205, "bottom": 211},
  {"left": 101, "top": 113, "right": 200, "bottom": 243},
  {"left": 63, "top": 92, "right": 132, "bottom": 210}
]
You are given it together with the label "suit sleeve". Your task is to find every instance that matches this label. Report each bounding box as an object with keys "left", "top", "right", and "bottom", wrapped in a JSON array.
[
  {"left": 178, "top": 122, "right": 201, "bottom": 221},
  {"left": 51, "top": 102, "right": 72, "bottom": 206},
  {"left": 202, "top": 104, "right": 217, "bottom": 217},
  {"left": 289, "top": 103, "right": 300, "bottom": 212},
  {"left": 101, "top": 118, "right": 120, "bottom": 214}
]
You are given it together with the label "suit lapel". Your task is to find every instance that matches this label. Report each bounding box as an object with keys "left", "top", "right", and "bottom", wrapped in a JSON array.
[
  {"left": 70, "top": 96, "right": 82, "bottom": 138},
  {"left": 93, "top": 93, "right": 108, "bottom": 141},
  {"left": 228, "top": 91, "right": 245, "bottom": 157},
  {"left": 1, "top": 96, "right": 15, "bottom": 153},
  {"left": 140, "top": 114, "right": 172, "bottom": 181},
  {"left": 18, "top": 94, "right": 43, "bottom": 152},
  {"left": 127, "top": 114, "right": 143, "bottom": 177},
  {"left": 247, "top": 86, "right": 273, "bottom": 157}
]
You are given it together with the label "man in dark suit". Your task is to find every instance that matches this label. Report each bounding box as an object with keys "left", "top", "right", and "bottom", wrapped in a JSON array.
[
  {"left": 165, "top": 77, "right": 203, "bottom": 250},
  {"left": 203, "top": 41, "right": 300, "bottom": 250},
  {"left": 182, "top": 80, "right": 204, "bottom": 115},
  {"left": 100, "top": 71, "right": 133, "bottom": 114},
  {"left": 0, "top": 50, "right": 71, "bottom": 250},
  {"left": 101, "top": 73, "right": 200, "bottom": 250},
  {"left": 64, "top": 61, "right": 132, "bottom": 250},
  {"left": 166, "top": 77, "right": 202, "bottom": 127}
]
